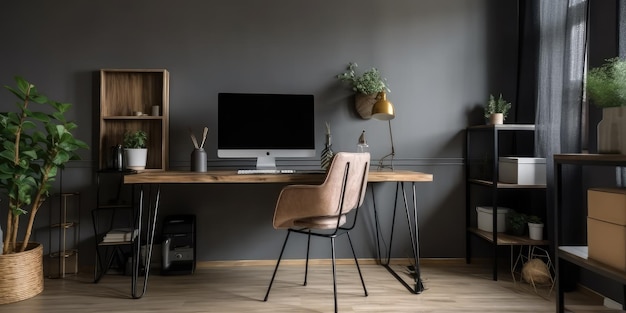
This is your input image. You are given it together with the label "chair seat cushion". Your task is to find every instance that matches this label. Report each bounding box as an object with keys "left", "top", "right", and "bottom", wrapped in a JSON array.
[{"left": 293, "top": 215, "right": 346, "bottom": 229}]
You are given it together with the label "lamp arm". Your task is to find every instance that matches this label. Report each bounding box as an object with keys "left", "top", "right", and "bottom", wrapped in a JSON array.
[{"left": 377, "top": 120, "right": 396, "bottom": 171}]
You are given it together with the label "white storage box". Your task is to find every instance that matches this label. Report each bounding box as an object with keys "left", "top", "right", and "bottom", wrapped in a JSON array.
[
  {"left": 476, "top": 206, "right": 510, "bottom": 232},
  {"left": 499, "top": 157, "right": 546, "bottom": 185}
]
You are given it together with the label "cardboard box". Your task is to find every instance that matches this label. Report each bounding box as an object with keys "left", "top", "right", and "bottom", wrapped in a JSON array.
[
  {"left": 587, "top": 217, "right": 626, "bottom": 271},
  {"left": 498, "top": 157, "right": 546, "bottom": 185},
  {"left": 587, "top": 188, "right": 626, "bottom": 271},
  {"left": 476, "top": 206, "right": 509, "bottom": 232}
]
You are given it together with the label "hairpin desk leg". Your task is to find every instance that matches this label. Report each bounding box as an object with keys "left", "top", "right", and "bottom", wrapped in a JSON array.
[
  {"left": 131, "top": 183, "right": 161, "bottom": 299},
  {"left": 372, "top": 181, "right": 425, "bottom": 294}
]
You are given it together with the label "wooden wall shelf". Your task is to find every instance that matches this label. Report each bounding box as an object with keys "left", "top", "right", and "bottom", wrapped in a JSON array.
[{"left": 98, "top": 69, "right": 170, "bottom": 171}]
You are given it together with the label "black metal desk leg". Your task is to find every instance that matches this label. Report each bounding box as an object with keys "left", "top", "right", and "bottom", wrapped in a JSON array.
[
  {"left": 131, "top": 183, "right": 161, "bottom": 299},
  {"left": 381, "top": 181, "right": 425, "bottom": 294}
]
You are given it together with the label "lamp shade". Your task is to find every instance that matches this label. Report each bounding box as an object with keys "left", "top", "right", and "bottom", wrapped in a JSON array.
[{"left": 371, "top": 92, "right": 395, "bottom": 120}]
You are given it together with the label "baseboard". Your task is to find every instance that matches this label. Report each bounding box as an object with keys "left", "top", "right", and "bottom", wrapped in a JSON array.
[{"left": 196, "top": 257, "right": 466, "bottom": 268}]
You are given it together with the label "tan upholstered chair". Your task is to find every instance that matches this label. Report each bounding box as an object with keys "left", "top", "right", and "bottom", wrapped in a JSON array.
[{"left": 263, "top": 152, "right": 370, "bottom": 313}]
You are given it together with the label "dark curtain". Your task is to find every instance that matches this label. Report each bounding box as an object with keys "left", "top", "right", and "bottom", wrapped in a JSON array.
[{"left": 517, "top": 0, "right": 588, "bottom": 244}]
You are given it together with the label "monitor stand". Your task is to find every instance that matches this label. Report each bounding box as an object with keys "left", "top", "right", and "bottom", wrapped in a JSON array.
[{"left": 256, "top": 156, "right": 276, "bottom": 170}]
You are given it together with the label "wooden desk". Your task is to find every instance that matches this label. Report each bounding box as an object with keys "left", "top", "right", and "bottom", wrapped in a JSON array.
[
  {"left": 122, "top": 169, "right": 433, "bottom": 298},
  {"left": 124, "top": 170, "right": 433, "bottom": 184}
]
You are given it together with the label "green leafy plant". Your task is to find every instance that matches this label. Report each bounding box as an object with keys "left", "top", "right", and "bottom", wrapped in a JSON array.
[
  {"left": 336, "top": 62, "right": 390, "bottom": 95},
  {"left": 586, "top": 57, "right": 626, "bottom": 107},
  {"left": 527, "top": 215, "right": 542, "bottom": 224},
  {"left": 123, "top": 130, "right": 147, "bottom": 149},
  {"left": 506, "top": 211, "right": 527, "bottom": 236},
  {"left": 0, "top": 76, "right": 88, "bottom": 254},
  {"left": 484, "top": 94, "right": 512, "bottom": 119}
]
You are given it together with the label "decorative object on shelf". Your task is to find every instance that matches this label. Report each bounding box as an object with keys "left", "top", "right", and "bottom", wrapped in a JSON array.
[
  {"left": 586, "top": 58, "right": 626, "bottom": 154},
  {"left": 151, "top": 105, "right": 160, "bottom": 116},
  {"left": 337, "top": 62, "right": 390, "bottom": 119},
  {"left": 123, "top": 130, "right": 148, "bottom": 170},
  {"left": 189, "top": 127, "right": 208, "bottom": 172},
  {"left": 484, "top": 94, "right": 511, "bottom": 125},
  {"left": 521, "top": 258, "right": 552, "bottom": 285},
  {"left": 371, "top": 92, "right": 396, "bottom": 170},
  {"left": 0, "top": 76, "right": 88, "bottom": 303},
  {"left": 321, "top": 122, "right": 334, "bottom": 171},
  {"left": 357, "top": 130, "right": 369, "bottom": 153},
  {"left": 506, "top": 210, "right": 528, "bottom": 236},
  {"left": 527, "top": 215, "right": 544, "bottom": 240},
  {"left": 110, "top": 144, "right": 124, "bottom": 170}
]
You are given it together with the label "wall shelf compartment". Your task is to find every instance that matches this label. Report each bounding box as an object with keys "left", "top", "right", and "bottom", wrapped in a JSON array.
[{"left": 98, "top": 69, "right": 170, "bottom": 171}]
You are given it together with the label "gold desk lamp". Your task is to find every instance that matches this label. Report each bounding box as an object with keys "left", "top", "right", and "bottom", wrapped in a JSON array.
[{"left": 371, "top": 91, "right": 395, "bottom": 170}]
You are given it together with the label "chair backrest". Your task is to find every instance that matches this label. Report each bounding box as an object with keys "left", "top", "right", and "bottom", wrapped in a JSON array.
[
  {"left": 272, "top": 152, "right": 370, "bottom": 229},
  {"left": 323, "top": 152, "right": 370, "bottom": 215}
]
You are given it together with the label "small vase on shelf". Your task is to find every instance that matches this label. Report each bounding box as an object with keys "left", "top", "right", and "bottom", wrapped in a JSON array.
[{"left": 321, "top": 122, "right": 334, "bottom": 171}]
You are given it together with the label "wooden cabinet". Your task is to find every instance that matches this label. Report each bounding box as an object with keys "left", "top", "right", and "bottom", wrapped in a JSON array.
[
  {"left": 465, "top": 124, "right": 547, "bottom": 280},
  {"left": 98, "top": 69, "right": 169, "bottom": 171},
  {"left": 555, "top": 154, "right": 626, "bottom": 312}
]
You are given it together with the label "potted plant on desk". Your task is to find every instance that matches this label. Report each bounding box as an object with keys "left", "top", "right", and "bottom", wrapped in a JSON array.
[
  {"left": 0, "top": 76, "right": 88, "bottom": 303},
  {"left": 123, "top": 130, "right": 148, "bottom": 171}
]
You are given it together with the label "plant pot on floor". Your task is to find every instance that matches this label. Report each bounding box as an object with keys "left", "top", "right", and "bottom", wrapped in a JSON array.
[
  {"left": 0, "top": 242, "right": 44, "bottom": 304},
  {"left": 528, "top": 222, "right": 544, "bottom": 241}
]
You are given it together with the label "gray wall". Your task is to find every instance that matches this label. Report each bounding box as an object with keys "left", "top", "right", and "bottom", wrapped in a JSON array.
[{"left": 0, "top": 0, "right": 519, "bottom": 265}]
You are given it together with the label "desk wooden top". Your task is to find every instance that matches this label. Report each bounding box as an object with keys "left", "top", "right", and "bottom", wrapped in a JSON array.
[{"left": 123, "top": 170, "right": 433, "bottom": 184}]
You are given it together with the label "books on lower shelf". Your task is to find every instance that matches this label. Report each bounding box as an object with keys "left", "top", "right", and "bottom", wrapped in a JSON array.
[{"left": 102, "top": 228, "right": 138, "bottom": 242}]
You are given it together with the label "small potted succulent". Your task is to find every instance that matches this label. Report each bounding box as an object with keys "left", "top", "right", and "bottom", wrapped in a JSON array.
[
  {"left": 484, "top": 94, "right": 512, "bottom": 125},
  {"left": 123, "top": 130, "right": 148, "bottom": 170},
  {"left": 337, "top": 62, "right": 391, "bottom": 119}
]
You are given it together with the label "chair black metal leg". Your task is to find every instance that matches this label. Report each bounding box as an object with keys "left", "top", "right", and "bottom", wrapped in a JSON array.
[
  {"left": 304, "top": 230, "right": 311, "bottom": 286},
  {"left": 331, "top": 237, "right": 338, "bottom": 313},
  {"left": 347, "top": 232, "right": 368, "bottom": 296},
  {"left": 264, "top": 230, "right": 291, "bottom": 301}
]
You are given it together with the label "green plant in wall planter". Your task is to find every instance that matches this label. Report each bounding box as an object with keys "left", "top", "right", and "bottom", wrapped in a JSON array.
[
  {"left": 337, "top": 62, "right": 391, "bottom": 119},
  {"left": 586, "top": 57, "right": 626, "bottom": 153},
  {"left": 123, "top": 130, "right": 148, "bottom": 170}
]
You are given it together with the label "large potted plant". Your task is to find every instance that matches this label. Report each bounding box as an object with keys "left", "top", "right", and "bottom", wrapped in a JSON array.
[
  {"left": 123, "top": 130, "right": 148, "bottom": 170},
  {"left": 337, "top": 62, "right": 390, "bottom": 119},
  {"left": 0, "top": 76, "right": 88, "bottom": 303},
  {"left": 586, "top": 57, "right": 626, "bottom": 154}
]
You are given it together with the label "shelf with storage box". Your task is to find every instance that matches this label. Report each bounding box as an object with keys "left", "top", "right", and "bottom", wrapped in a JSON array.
[
  {"left": 555, "top": 154, "right": 626, "bottom": 312},
  {"left": 98, "top": 69, "right": 169, "bottom": 171},
  {"left": 465, "top": 124, "right": 547, "bottom": 281}
]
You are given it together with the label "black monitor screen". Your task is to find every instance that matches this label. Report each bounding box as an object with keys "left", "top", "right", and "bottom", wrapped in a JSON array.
[{"left": 217, "top": 93, "right": 315, "bottom": 152}]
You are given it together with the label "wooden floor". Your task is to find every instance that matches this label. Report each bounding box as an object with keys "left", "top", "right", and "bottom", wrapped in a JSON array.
[{"left": 2, "top": 260, "right": 622, "bottom": 313}]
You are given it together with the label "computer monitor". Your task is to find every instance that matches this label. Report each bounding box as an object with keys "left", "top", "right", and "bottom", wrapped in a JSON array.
[{"left": 217, "top": 93, "right": 316, "bottom": 169}]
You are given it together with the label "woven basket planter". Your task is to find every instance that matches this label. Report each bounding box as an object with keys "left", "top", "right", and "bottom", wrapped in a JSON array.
[{"left": 0, "top": 242, "right": 44, "bottom": 304}]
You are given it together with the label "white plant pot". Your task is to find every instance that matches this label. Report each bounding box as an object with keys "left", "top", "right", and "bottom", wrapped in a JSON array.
[
  {"left": 528, "top": 222, "right": 544, "bottom": 241},
  {"left": 125, "top": 148, "right": 147, "bottom": 170}
]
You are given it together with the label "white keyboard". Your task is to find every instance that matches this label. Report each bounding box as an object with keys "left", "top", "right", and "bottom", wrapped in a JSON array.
[{"left": 237, "top": 169, "right": 295, "bottom": 174}]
